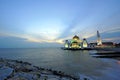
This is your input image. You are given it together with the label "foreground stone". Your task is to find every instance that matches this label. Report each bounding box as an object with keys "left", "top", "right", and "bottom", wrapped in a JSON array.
[{"left": 0, "top": 58, "right": 90, "bottom": 80}]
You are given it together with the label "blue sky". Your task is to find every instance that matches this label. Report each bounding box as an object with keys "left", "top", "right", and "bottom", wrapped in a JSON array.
[{"left": 0, "top": 0, "right": 120, "bottom": 48}]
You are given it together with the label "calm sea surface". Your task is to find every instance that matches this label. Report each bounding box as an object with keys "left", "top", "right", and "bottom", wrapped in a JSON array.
[{"left": 0, "top": 48, "right": 120, "bottom": 80}]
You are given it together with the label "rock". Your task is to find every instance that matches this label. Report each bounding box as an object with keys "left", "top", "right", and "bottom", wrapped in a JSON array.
[
  {"left": 0, "top": 58, "right": 91, "bottom": 80},
  {"left": 0, "top": 66, "right": 14, "bottom": 80}
]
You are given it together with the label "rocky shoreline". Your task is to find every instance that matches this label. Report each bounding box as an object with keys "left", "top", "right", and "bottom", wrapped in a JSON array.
[{"left": 0, "top": 58, "right": 90, "bottom": 80}]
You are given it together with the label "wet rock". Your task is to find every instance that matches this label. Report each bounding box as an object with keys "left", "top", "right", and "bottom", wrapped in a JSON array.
[
  {"left": 0, "top": 58, "right": 91, "bottom": 80},
  {"left": 0, "top": 66, "right": 14, "bottom": 80}
]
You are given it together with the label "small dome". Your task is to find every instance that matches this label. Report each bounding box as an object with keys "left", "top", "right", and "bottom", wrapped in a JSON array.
[
  {"left": 73, "top": 35, "right": 79, "bottom": 40},
  {"left": 83, "top": 38, "right": 86, "bottom": 40}
]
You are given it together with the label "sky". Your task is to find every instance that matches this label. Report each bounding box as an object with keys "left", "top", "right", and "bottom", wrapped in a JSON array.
[{"left": 0, "top": 0, "right": 120, "bottom": 48}]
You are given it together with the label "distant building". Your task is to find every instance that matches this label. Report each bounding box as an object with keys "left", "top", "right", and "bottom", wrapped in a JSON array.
[
  {"left": 115, "top": 43, "right": 120, "bottom": 47},
  {"left": 89, "top": 42, "right": 115, "bottom": 48},
  {"left": 102, "top": 42, "right": 115, "bottom": 47},
  {"left": 96, "top": 31, "right": 116, "bottom": 47},
  {"left": 89, "top": 43, "right": 97, "bottom": 48}
]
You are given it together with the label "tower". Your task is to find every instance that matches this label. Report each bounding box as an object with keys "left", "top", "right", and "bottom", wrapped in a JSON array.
[
  {"left": 82, "top": 38, "right": 88, "bottom": 48},
  {"left": 97, "top": 31, "right": 102, "bottom": 45},
  {"left": 64, "top": 40, "right": 69, "bottom": 48}
]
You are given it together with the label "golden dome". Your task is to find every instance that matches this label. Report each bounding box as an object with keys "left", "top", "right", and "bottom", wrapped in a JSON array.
[{"left": 72, "top": 35, "right": 79, "bottom": 40}]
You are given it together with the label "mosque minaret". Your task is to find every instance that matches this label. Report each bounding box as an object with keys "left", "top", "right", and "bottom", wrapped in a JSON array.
[{"left": 97, "top": 30, "right": 102, "bottom": 46}]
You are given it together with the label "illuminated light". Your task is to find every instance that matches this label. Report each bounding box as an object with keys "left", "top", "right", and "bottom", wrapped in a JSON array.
[
  {"left": 83, "top": 43, "right": 87, "bottom": 47},
  {"left": 65, "top": 44, "right": 69, "bottom": 48},
  {"left": 69, "top": 35, "right": 82, "bottom": 48},
  {"left": 82, "top": 38, "right": 88, "bottom": 48}
]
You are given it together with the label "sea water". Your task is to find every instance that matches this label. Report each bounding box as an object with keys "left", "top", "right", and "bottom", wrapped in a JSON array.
[{"left": 0, "top": 48, "right": 120, "bottom": 80}]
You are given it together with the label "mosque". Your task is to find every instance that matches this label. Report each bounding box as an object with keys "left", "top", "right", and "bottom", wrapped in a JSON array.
[
  {"left": 64, "top": 35, "right": 88, "bottom": 49},
  {"left": 63, "top": 30, "right": 116, "bottom": 50}
]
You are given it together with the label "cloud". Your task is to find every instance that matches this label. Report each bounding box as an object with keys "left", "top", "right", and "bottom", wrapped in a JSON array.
[
  {"left": 0, "top": 31, "right": 65, "bottom": 45},
  {"left": 102, "top": 37, "right": 120, "bottom": 42},
  {"left": 103, "top": 27, "right": 120, "bottom": 34},
  {"left": 0, "top": 34, "right": 63, "bottom": 48}
]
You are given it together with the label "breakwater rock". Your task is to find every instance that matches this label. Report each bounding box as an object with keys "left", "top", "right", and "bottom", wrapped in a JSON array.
[{"left": 0, "top": 58, "right": 90, "bottom": 80}]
